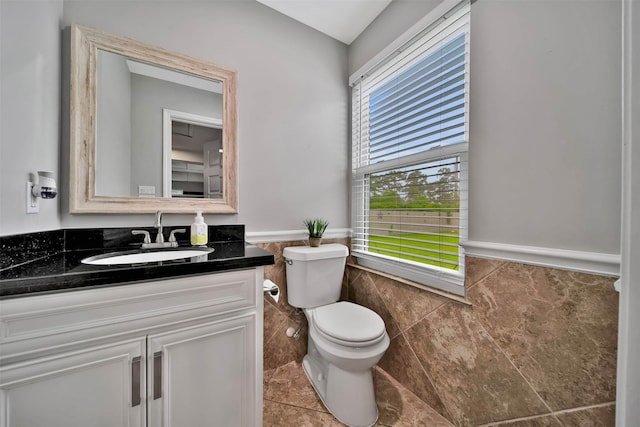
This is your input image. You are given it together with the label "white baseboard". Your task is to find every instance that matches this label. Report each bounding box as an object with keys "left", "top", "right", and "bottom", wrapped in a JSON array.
[
  {"left": 461, "top": 240, "right": 620, "bottom": 277},
  {"left": 246, "top": 228, "right": 351, "bottom": 244}
]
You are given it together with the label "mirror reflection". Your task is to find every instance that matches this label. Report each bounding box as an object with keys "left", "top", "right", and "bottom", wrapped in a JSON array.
[
  {"left": 165, "top": 113, "right": 223, "bottom": 199},
  {"left": 69, "top": 23, "right": 238, "bottom": 214},
  {"left": 95, "top": 49, "right": 223, "bottom": 199}
]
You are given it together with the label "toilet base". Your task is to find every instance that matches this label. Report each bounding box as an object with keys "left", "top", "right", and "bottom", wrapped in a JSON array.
[{"left": 302, "top": 353, "right": 378, "bottom": 427}]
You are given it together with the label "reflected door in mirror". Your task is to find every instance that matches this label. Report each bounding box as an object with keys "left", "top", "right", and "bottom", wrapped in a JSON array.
[{"left": 170, "top": 121, "right": 222, "bottom": 199}]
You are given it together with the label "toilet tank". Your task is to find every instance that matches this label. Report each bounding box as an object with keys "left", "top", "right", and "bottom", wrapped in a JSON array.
[{"left": 283, "top": 244, "right": 349, "bottom": 308}]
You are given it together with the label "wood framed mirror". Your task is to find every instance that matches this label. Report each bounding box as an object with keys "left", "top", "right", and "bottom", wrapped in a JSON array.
[{"left": 69, "top": 24, "right": 238, "bottom": 213}]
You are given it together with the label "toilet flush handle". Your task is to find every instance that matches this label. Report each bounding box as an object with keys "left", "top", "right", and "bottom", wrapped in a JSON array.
[{"left": 285, "top": 258, "right": 293, "bottom": 265}]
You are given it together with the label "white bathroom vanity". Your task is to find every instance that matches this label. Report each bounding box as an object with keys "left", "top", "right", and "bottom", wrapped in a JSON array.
[{"left": 0, "top": 268, "right": 265, "bottom": 427}]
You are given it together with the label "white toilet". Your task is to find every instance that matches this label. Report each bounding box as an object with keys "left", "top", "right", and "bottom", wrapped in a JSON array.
[{"left": 283, "top": 243, "right": 390, "bottom": 427}]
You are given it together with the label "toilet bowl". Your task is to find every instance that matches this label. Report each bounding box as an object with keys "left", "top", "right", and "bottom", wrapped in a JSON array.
[
  {"left": 302, "top": 302, "right": 390, "bottom": 427},
  {"left": 283, "top": 244, "right": 390, "bottom": 427}
]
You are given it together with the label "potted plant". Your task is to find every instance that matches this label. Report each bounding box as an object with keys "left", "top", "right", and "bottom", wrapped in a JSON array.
[{"left": 304, "top": 218, "right": 329, "bottom": 247}]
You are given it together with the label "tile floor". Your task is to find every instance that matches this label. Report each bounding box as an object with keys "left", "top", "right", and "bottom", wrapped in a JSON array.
[{"left": 263, "top": 361, "right": 453, "bottom": 427}]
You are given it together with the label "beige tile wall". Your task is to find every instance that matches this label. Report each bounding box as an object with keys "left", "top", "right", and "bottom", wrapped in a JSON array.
[{"left": 257, "top": 240, "right": 618, "bottom": 426}]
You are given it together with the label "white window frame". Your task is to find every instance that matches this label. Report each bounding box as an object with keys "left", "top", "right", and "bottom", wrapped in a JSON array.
[{"left": 350, "top": 0, "right": 470, "bottom": 296}]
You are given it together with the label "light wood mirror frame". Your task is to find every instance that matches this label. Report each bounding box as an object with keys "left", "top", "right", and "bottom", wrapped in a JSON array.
[{"left": 69, "top": 24, "right": 238, "bottom": 214}]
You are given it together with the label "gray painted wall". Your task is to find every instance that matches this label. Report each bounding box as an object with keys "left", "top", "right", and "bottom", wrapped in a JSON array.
[
  {"left": 0, "top": 0, "right": 349, "bottom": 234},
  {"left": 60, "top": 0, "right": 349, "bottom": 231},
  {"left": 348, "top": 0, "right": 443, "bottom": 75},
  {"left": 96, "top": 50, "right": 132, "bottom": 197},
  {"left": 468, "top": 0, "right": 621, "bottom": 254},
  {"left": 350, "top": 0, "right": 622, "bottom": 255},
  {"left": 0, "top": 0, "right": 622, "bottom": 257},
  {"left": 0, "top": 0, "right": 63, "bottom": 235}
]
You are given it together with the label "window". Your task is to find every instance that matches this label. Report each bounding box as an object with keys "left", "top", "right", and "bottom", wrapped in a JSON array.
[{"left": 351, "top": 1, "right": 470, "bottom": 295}]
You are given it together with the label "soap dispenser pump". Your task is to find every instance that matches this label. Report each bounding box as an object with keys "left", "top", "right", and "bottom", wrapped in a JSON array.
[{"left": 191, "top": 211, "right": 208, "bottom": 246}]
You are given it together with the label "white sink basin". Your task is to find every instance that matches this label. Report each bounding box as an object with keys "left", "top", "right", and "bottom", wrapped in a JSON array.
[{"left": 82, "top": 247, "right": 214, "bottom": 266}]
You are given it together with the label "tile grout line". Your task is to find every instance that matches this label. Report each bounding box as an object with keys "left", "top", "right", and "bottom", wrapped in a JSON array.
[
  {"left": 263, "top": 302, "right": 289, "bottom": 345},
  {"left": 475, "top": 401, "right": 616, "bottom": 427},
  {"left": 374, "top": 365, "right": 456, "bottom": 427},
  {"left": 551, "top": 401, "right": 616, "bottom": 416},
  {"left": 385, "top": 258, "right": 508, "bottom": 334},
  {"left": 362, "top": 269, "right": 457, "bottom": 424},
  {"left": 465, "top": 262, "right": 617, "bottom": 426},
  {"left": 401, "top": 294, "right": 451, "bottom": 334},
  {"left": 263, "top": 398, "right": 335, "bottom": 417},
  {"left": 392, "top": 295, "right": 476, "bottom": 425},
  {"left": 474, "top": 316, "right": 558, "bottom": 421},
  {"left": 475, "top": 412, "right": 561, "bottom": 427},
  {"left": 348, "top": 262, "right": 471, "bottom": 306},
  {"left": 399, "top": 329, "right": 457, "bottom": 425},
  {"left": 349, "top": 261, "right": 455, "bottom": 335},
  {"left": 464, "top": 259, "right": 507, "bottom": 292},
  {"left": 467, "top": 262, "right": 561, "bottom": 423},
  {"left": 395, "top": 259, "right": 509, "bottom": 345},
  {"left": 263, "top": 396, "right": 329, "bottom": 413}
]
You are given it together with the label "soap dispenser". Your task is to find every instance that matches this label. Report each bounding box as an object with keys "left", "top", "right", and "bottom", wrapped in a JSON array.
[{"left": 191, "top": 211, "right": 208, "bottom": 246}]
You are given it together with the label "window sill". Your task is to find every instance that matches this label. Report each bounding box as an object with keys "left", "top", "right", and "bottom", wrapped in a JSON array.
[{"left": 347, "top": 262, "right": 472, "bottom": 307}]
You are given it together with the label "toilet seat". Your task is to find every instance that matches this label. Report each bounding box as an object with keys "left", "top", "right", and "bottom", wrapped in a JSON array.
[{"left": 311, "top": 302, "right": 386, "bottom": 347}]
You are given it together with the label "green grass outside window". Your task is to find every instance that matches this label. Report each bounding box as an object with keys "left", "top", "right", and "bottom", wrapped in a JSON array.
[{"left": 368, "top": 232, "right": 460, "bottom": 270}]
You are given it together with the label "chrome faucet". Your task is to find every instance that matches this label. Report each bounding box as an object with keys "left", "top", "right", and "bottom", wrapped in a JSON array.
[
  {"left": 131, "top": 211, "right": 185, "bottom": 249},
  {"left": 154, "top": 211, "right": 164, "bottom": 243}
]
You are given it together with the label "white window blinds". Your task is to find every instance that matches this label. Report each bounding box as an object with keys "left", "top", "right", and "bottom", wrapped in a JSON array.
[{"left": 351, "top": 1, "right": 470, "bottom": 295}]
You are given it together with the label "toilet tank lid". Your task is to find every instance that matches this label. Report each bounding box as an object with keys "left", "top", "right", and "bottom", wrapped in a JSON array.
[{"left": 283, "top": 244, "right": 348, "bottom": 261}]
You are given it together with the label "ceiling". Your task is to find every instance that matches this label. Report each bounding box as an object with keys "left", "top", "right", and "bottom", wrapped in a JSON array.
[{"left": 255, "top": 0, "right": 393, "bottom": 45}]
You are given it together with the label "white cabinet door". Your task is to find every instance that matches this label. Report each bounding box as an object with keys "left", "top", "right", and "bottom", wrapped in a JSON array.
[
  {"left": 0, "top": 338, "right": 146, "bottom": 427},
  {"left": 147, "top": 313, "right": 257, "bottom": 427}
]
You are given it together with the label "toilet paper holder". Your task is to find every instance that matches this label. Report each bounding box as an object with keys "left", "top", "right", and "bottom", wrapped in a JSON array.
[{"left": 263, "top": 279, "right": 280, "bottom": 303}]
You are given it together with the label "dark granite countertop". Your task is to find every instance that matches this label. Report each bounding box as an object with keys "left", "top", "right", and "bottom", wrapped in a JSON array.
[{"left": 0, "top": 226, "right": 274, "bottom": 299}]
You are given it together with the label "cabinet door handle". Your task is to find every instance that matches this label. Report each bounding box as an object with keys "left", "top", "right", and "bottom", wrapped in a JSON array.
[
  {"left": 131, "top": 356, "right": 141, "bottom": 407},
  {"left": 153, "top": 351, "right": 163, "bottom": 400}
]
